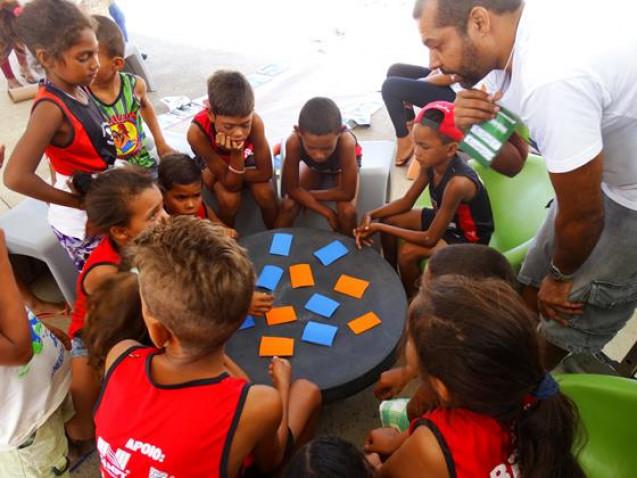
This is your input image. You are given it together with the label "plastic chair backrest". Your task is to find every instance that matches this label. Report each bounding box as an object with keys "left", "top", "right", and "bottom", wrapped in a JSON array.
[
  {"left": 558, "top": 374, "right": 637, "bottom": 478},
  {"left": 469, "top": 154, "right": 553, "bottom": 253}
]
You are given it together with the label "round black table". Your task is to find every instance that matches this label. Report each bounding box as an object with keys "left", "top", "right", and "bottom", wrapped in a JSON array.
[{"left": 226, "top": 228, "right": 407, "bottom": 402}]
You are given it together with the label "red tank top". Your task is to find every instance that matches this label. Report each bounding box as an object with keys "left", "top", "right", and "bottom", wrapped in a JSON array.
[
  {"left": 69, "top": 237, "right": 121, "bottom": 338},
  {"left": 94, "top": 346, "right": 250, "bottom": 477},
  {"left": 196, "top": 203, "right": 208, "bottom": 219},
  {"left": 410, "top": 408, "right": 518, "bottom": 478},
  {"left": 192, "top": 109, "right": 256, "bottom": 167},
  {"left": 33, "top": 81, "right": 116, "bottom": 176}
]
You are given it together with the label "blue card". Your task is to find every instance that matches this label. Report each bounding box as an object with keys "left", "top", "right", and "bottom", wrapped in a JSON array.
[
  {"left": 270, "top": 233, "right": 293, "bottom": 256},
  {"left": 305, "top": 293, "right": 340, "bottom": 318},
  {"left": 256, "top": 265, "right": 284, "bottom": 291},
  {"left": 313, "top": 240, "right": 349, "bottom": 266},
  {"left": 302, "top": 321, "right": 338, "bottom": 347},
  {"left": 239, "top": 315, "right": 256, "bottom": 330}
]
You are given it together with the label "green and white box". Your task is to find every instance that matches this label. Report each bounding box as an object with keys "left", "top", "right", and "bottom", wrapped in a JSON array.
[{"left": 460, "top": 107, "right": 521, "bottom": 167}]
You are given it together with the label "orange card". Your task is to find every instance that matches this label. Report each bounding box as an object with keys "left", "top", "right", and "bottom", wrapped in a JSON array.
[
  {"left": 334, "top": 274, "right": 370, "bottom": 299},
  {"left": 348, "top": 312, "right": 382, "bottom": 335},
  {"left": 266, "top": 306, "right": 297, "bottom": 326},
  {"left": 289, "top": 264, "right": 315, "bottom": 288},
  {"left": 259, "top": 337, "right": 295, "bottom": 357}
]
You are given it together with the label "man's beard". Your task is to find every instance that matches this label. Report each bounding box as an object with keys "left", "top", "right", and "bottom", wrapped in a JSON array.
[{"left": 455, "top": 37, "right": 491, "bottom": 88}]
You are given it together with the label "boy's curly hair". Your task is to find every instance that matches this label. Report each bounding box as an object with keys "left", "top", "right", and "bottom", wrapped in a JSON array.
[
  {"left": 15, "top": 0, "right": 95, "bottom": 60},
  {"left": 130, "top": 216, "right": 255, "bottom": 358}
]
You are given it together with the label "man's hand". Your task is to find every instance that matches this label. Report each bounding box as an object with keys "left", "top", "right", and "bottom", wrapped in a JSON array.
[
  {"left": 454, "top": 88, "right": 502, "bottom": 131},
  {"left": 537, "top": 276, "right": 584, "bottom": 326},
  {"left": 216, "top": 132, "right": 244, "bottom": 152}
]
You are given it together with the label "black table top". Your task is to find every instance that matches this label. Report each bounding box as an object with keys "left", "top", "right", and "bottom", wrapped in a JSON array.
[{"left": 226, "top": 228, "right": 407, "bottom": 402}]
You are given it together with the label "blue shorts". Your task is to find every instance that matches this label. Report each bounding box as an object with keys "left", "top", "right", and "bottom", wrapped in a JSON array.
[{"left": 519, "top": 193, "right": 637, "bottom": 354}]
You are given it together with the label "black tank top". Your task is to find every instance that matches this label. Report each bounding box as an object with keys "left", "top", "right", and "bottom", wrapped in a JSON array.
[{"left": 427, "top": 156, "right": 494, "bottom": 244}]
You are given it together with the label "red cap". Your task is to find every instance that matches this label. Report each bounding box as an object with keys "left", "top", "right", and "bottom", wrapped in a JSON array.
[{"left": 415, "top": 101, "right": 464, "bottom": 142}]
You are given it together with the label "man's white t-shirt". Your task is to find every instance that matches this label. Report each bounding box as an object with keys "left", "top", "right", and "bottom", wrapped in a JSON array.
[{"left": 486, "top": 0, "right": 637, "bottom": 210}]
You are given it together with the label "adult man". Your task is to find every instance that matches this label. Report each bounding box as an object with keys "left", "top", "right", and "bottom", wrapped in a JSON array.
[{"left": 414, "top": 0, "right": 637, "bottom": 368}]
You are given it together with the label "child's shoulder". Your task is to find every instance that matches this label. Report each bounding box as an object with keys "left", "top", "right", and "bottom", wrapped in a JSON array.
[{"left": 242, "top": 384, "right": 283, "bottom": 426}]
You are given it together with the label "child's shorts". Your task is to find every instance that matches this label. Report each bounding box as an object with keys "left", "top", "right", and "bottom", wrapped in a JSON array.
[
  {"left": 70, "top": 336, "right": 88, "bottom": 359},
  {"left": 0, "top": 403, "right": 70, "bottom": 477},
  {"left": 379, "top": 398, "right": 410, "bottom": 433},
  {"left": 421, "top": 208, "right": 466, "bottom": 244}
]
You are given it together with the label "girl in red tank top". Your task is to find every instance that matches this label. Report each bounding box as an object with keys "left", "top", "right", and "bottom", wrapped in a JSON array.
[
  {"left": 3, "top": 0, "right": 116, "bottom": 271},
  {"left": 366, "top": 277, "right": 585, "bottom": 478},
  {"left": 65, "top": 168, "right": 166, "bottom": 444}
]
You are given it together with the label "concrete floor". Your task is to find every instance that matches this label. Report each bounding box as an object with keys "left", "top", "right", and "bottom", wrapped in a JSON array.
[{"left": 1, "top": 0, "right": 636, "bottom": 475}]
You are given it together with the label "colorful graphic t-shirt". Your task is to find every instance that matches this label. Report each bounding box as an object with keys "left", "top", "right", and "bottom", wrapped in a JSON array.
[
  {"left": 0, "top": 311, "right": 71, "bottom": 450},
  {"left": 91, "top": 72, "right": 156, "bottom": 169}
]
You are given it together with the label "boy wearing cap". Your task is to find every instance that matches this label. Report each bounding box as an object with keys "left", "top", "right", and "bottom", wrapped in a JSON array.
[{"left": 354, "top": 101, "right": 494, "bottom": 296}]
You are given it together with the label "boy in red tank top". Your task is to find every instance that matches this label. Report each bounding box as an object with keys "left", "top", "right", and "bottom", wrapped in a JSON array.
[
  {"left": 95, "top": 217, "right": 321, "bottom": 478},
  {"left": 187, "top": 70, "right": 279, "bottom": 229}
]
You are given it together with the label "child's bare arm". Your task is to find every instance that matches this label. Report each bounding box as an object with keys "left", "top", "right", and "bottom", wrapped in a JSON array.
[
  {"left": 283, "top": 135, "right": 337, "bottom": 221},
  {"left": 244, "top": 114, "right": 272, "bottom": 183},
  {"left": 83, "top": 265, "right": 119, "bottom": 296},
  {"left": 104, "top": 339, "right": 144, "bottom": 374},
  {"left": 0, "top": 229, "right": 33, "bottom": 366},
  {"left": 377, "top": 426, "right": 449, "bottom": 478},
  {"left": 3, "top": 103, "right": 82, "bottom": 208},
  {"left": 366, "top": 167, "right": 430, "bottom": 222},
  {"left": 187, "top": 125, "right": 243, "bottom": 191},
  {"left": 310, "top": 133, "right": 358, "bottom": 202},
  {"left": 373, "top": 176, "right": 475, "bottom": 247},
  {"left": 135, "top": 76, "right": 176, "bottom": 158}
]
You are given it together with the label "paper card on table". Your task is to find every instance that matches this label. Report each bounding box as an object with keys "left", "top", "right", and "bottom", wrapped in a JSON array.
[
  {"left": 266, "top": 306, "right": 297, "bottom": 326},
  {"left": 239, "top": 315, "right": 256, "bottom": 330},
  {"left": 270, "top": 233, "right": 293, "bottom": 256},
  {"left": 313, "top": 240, "right": 349, "bottom": 266},
  {"left": 259, "top": 336, "right": 295, "bottom": 357},
  {"left": 289, "top": 264, "right": 315, "bottom": 288},
  {"left": 334, "top": 274, "right": 370, "bottom": 299},
  {"left": 348, "top": 312, "right": 382, "bottom": 335},
  {"left": 302, "top": 321, "right": 338, "bottom": 347},
  {"left": 256, "top": 265, "right": 284, "bottom": 291},
  {"left": 305, "top": 293, "right": 340, "bottom": 318}
]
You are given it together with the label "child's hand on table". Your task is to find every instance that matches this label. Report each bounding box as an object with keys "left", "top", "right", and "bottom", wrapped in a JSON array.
[
  {"left": 354, "top": 220, "right": 378, "bottom": 250},
  {"left": 249, "top": 292, "right": 274, "bottom": 316},
  {"left": 268, "top": 356, "right": 292, "bottom": 392}
]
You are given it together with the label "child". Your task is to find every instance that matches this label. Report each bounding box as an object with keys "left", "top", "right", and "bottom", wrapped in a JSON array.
[
  {"left": 0, "top": 1, "right": 37, "bottom": 89},
  {"left": 275, "top": 97, "right": 362, "bottom": 235},
  {"left": 375, "top": 244, "right": 517, "bottom": 429},
  {"left": 89, "top": 15, "right": 175, "bottom": 172},
  {"left": 4, "top": 0, "right": 117, "bottom": 271},
  {"left": 0, "top": 228, "right": 72, "bottom": 477},
  {"left": 365, "top": 276, "right": 585, "bottom": 478},
  {"left": 157, "top": 153, "right": 238, "bottom": 238},
  {"left": 65, "top": 167, "right": 165, "bottom": 442},
  {"left": 284, "top": 436, "right": 375, "bottom": 478},
  {"left": 354, "top": 101, "right": 494, "bottom": 296},
  {"left": 187, "top": 70, "right": 278, "bottom": 229},
  {"left": 95, "top": 217, "right": 321, "bottom": 476}
]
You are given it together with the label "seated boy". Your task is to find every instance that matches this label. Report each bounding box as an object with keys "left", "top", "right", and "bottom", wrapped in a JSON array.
[
  {"left": 275, "top": 97, "right": 361, "bottom": 235},
  {"left": 355, "top": 101, "right": 494, "bottom": 296},
  {"left": 158, "top": 153, "right": 238, "bottom": 237},
  {"left": 375, "top": 243, "right": 517, "bottom": 431},
  {"left": 94, "top": 217, "right": 320, "bottom": 477},
  {"left": 187, "top": 70, "right": 278, "bottom": 229},
  {"left": 89, "top": 15, "right": 175, "bottom": 172}
]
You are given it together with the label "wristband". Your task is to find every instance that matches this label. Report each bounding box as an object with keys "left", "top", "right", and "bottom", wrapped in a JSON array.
[{"left": 228, "top": 165, "right": 246, "bottom": 175}]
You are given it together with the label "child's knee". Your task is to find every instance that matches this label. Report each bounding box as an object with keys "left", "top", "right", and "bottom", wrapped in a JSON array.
[
  {"left": 280, "top": 197, "right": 299, "bottom": 215},
  {"left": 217, "top": 189, "right": 242, "bottom": 213},
  {"left": 399, "top": 243, "right": 425, "bottom": 267},
  {"left": 294, "top": 379, "right": 322, "bottom": 408},
  {"left": 251, "top": 182, "right": 277, "bottom": 206},
  {"left": 337, "top": 201, "right": 357, "bottom": 221}
]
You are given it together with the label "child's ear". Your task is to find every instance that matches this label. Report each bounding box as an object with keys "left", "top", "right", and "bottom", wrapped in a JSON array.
[
  {"left": 140, "top": 298, "right": 171, "bottom": 348},
  {"left": 207, "top": 110, "right": 216, "bottom": 123},
  {"left": 447, "top": 141, "right": 459, "bottom": 158},
  {"left": 35, "top": 49, "right": 53, "bottom": 70},
  {"left": 430, "top": 376, "right": 451, "bottom": 404},
  {"left": 293, "top": 125, "right": 300, "bottom": 134},
  {"left": 113, "top": 57, "right": 126, "bottom": 70},
  {"left": 110, "top": 225, "right": 130, "bottom": 244}
]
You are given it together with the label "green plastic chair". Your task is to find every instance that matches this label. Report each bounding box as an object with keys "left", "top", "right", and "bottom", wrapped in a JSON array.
[
  {"left": 415, "top": 154, "right": 554, "bottom": 271},
  {"left": 557, "top": 374, "right": 637, "bottom": 478}
]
